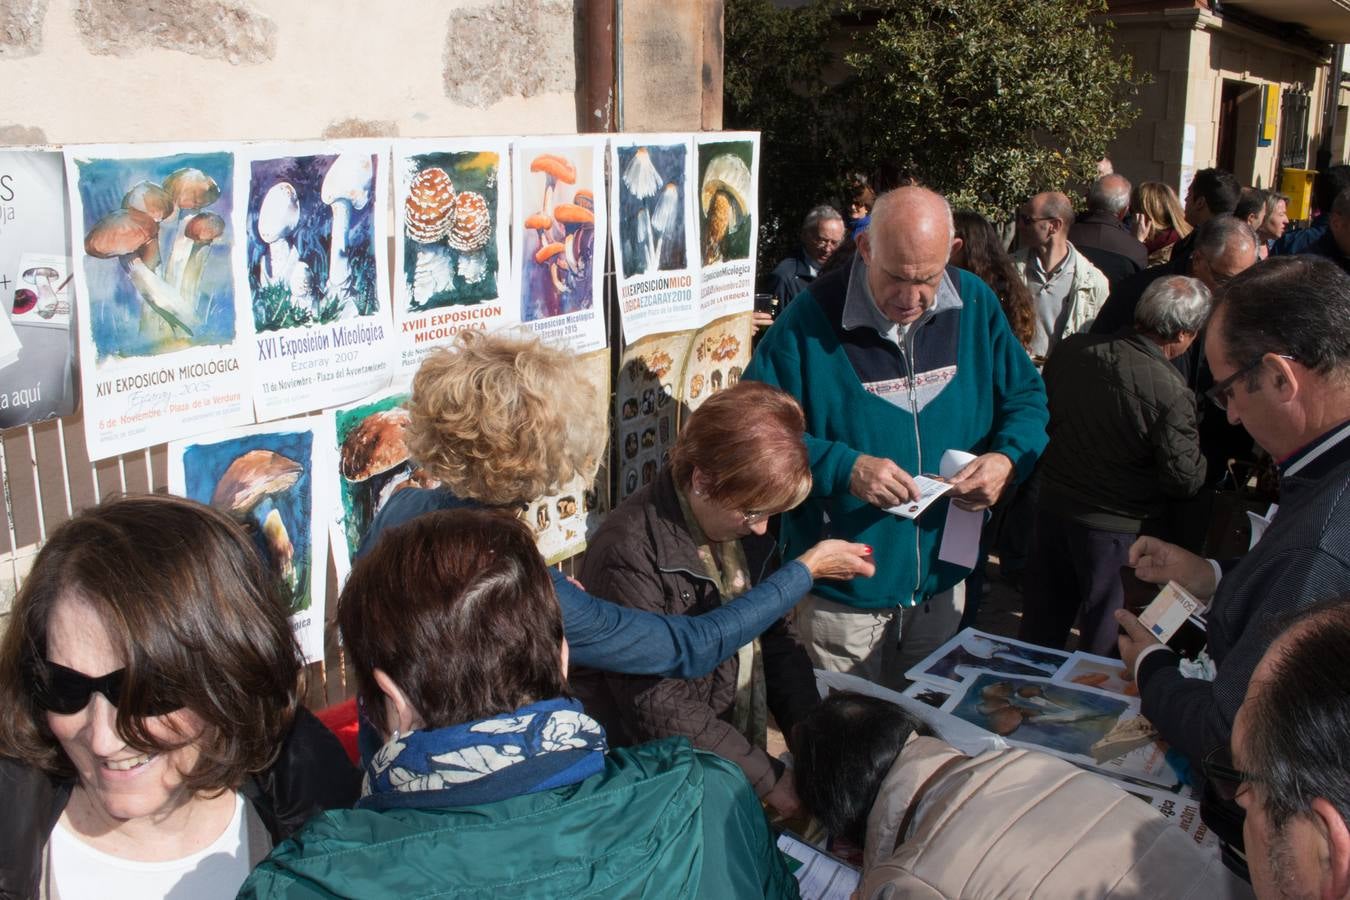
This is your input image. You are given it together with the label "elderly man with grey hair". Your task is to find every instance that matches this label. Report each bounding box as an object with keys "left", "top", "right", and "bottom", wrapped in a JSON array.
[
  {"left": 1071, "top": 174, "right": 1149, "bottom": 288},
  {"left": 763, "top": 204, "right": 846, "bottom": 308},
  {"left": 1020, "top": 274, "right": 1210, "bottom": 654}
]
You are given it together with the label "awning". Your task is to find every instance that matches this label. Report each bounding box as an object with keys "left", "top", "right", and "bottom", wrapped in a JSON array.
[{"left": 1222, "top": 0, "right": 1350, "bottom": 43}]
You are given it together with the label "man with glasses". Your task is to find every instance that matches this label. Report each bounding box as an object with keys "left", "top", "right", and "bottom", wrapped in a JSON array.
[
  {"left": 746, "top": 186, "right": 1048, "bottom": 686},
  {"left": 1114, "top": 256, "right": 1350, "bottom": 867},
  {"left": 1223, "top": 600, "right": 1350, "bottom": 898},
  {"left": 763, "top": 204, "right": 847, "bottom": 309},
  {"left": 1011, "top": 191, "right": 1109, "bottom": 360}
]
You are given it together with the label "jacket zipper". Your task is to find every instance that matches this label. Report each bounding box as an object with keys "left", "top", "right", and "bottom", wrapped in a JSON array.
[{"left": 901, "top": 322, "right": 924, "bottom": 609}]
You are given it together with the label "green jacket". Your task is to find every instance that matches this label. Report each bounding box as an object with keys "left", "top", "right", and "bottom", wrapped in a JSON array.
[
  {"left": 238, "top": 737, "right": 799, "bottom": 899},
  {"left": 745, "top": 262, "right": 1048, "bottom": 609}
]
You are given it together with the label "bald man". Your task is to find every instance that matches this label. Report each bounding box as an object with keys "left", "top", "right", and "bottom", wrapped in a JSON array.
[
  {"left": 1013, "top": 191, "right": 1110, "bottom": 359},
  {"left": 745, "top": 187, "right": 1048, "bottom": 686}
]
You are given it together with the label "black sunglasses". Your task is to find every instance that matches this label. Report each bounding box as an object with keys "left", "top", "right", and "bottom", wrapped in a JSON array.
[
  {"left": 1202, "top": 744, "right": 1260, "bottom": 802},
  {"left": 1205, "top": 354, "right": 1296, "bottom": 411},
  {"left": 29, "top": 659, "right": 181, "bottom": 717}
]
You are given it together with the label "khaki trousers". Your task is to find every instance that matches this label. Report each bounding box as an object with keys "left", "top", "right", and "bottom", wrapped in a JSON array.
[{"left": 795, "top": 585, "right": 965, "bottom": 692}]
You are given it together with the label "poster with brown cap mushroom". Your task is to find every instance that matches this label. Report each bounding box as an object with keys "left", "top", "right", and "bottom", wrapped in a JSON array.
[
  {"left": 679, "top": 312, "right": 753, "bottom": 414},
  {"left": 391, "top": 138, "right": 515, "bottom": 384},
  {"left": 695, "top": 133, "right": 760, "bottom": 326},
  {"left": 615, "top": 331, "right": 691, "bottom": 502},
  {"left": 608, "top": 134, "right": 698, "bottom": 345},
  {"left": 328, "top": 388, "right": 439, "bottom": 584},
  {"left": 167, "top": 414, "right": 335, "bottom": 664},
  {"left": 512, "top": 137, "right": 608, "bottom": 354},
  {"left": 533, "top": 347, "right": 610, "bottom": 563},
  {"left": 0, "top": 148, "right": 78, "bottom": 429},
  {"left": 235, "top": 142, "right": 396, "bottom": 422},
  {"left": 64, "top": 144, "right": 253, "bottom": 460}
]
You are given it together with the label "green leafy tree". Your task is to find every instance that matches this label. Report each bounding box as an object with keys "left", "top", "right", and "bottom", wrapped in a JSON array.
[{"left": 725, "top": 0, "right": 1141, "bottom": 270}]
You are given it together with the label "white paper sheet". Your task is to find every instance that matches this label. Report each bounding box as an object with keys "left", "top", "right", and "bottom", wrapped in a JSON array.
[{"left": 938, "top": 448, "right": 982, "bottom": 568}]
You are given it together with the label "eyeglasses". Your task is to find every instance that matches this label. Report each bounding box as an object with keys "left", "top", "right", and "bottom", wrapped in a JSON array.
[
  {"left": 740, "top": 510, "right": 771, "bottom": 527},
  {"left": 1203, "top": 744, "right": 1260, "bottom": 802},
  {"left": 1205, "top": 354, "right": 1296, "bottom": 410},
  {"left": 29, "top": 659, "right": 180, "bottom": 717}
]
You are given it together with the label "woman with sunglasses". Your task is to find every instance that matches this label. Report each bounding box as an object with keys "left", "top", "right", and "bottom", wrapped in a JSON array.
[
  {"left": 0, "top": 495, "right": 359, "bottom": 899},
  {"left": 570, "top": 381, "right": 842, "bottom": 819}
]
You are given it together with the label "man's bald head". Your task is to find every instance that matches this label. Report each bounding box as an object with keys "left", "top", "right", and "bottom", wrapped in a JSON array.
[
  {"left": 859, "top": 186, "right": 957, "bottom": 326},
  {"left": 1017, "top": 191, "right": 1074, "bottom": 254},
  {"left": 1088, "top": 175, "right": 1132, "bottom": 219}
]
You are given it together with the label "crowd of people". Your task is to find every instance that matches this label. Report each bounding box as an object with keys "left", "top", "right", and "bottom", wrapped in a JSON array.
[{"left": 4, "top": 161, "right": 1350, "bottom": 899}]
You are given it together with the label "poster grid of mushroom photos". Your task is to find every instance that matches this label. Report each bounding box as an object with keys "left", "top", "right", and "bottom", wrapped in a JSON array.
[{"left": 8, "top": 132, "right": 759, "bottom": 628}]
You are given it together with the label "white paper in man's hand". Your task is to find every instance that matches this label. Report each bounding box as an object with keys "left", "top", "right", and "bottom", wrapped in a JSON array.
[{"left": 885, "top": 475, "right": 952, "bottom": 519}]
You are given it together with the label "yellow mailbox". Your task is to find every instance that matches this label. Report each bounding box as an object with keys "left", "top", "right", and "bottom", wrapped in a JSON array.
[{"left": 1281, "top": 168, "right": 1317, "bottom": 221}]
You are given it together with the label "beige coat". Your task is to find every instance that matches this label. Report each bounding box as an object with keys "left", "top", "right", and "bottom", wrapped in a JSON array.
[
  {"left": 859, "top": 735, "right": 1252, "bottom": 899},
  {"left": 1012, "top": 245, "right": 1109, "bottom": 340}
]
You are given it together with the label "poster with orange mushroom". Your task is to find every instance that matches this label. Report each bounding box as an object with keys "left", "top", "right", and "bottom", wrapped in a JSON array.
[
  {"left": 695, "top": 132, "right": 760, "bottom": 326},
  {"left": 390, "top": 138, "right": 515, "bottom": 384},
  {"left": 608, "top": 134, "right": 698, "bottom": 345},
  {"left": 512, "top": 136, "right": 608, "bottom": 354},
  {"left": 167, "top": 413, "right": 335, "bottom": 664},
  {"left": 234, "top": 141, "right": 395, "bottom": 422},
  {"left": 64, "top": 143, "right": 254, "bottom": 460}
]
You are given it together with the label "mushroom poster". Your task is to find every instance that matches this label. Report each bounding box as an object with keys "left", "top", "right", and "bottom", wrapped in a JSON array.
[
  {"left": 0, "top": 148, "right": 78, "bottom": 430},
  {"left": 235, "top": 142, "right": 395, "bottom": 422},
  {"left": 391, "top": 138, "right": 514, "bottom": 382},
  {"left": 167, "top": 415, "right": 334, "bottom": 664},
  {"left": 695, "top": 133, "right": 760, "bottom": 325},
  {"left": 512, "top": 137, "right": 608, "bottom": 354},
  {"left": 64, "top": 144, "right": 253, "bottom": 460},
  {"left": 615, "top": 332, "right": 691, "bottom": 502},
  {"left": 680, "top": 312, "right": 753, "bottom": 414},
  {"left": 328, "top": 388, "right": 437, "bottom": 584},
  {"left": 608, "top": 134, "right": 698, "bottom": 344}
]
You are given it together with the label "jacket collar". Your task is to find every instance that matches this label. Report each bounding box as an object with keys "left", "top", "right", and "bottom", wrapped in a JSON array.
[
  {"left": 648, "top": 467, "right": 718, "bottom": 582},
  {"left": 1077, "top": 209, "right": 1130, "bottom": 232},
  {"left": 862, "top": 734, "right": 965, "bottom": 871},
  {"left": 1281, "top": 419, "right": 1350, "bottom": 481},
  {"left": 841, "top": 254, "right": 962, "bottom": 341}
]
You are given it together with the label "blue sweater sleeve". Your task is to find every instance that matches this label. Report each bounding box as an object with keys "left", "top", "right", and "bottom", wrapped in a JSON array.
[{"left": 554, "top": 561, "right": 813, "bottom": 679}]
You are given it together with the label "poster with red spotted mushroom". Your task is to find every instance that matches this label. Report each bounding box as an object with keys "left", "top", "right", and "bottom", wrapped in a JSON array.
[
  {"left": 695, "top": 132, "right": 760, "bottom": 326},
  {"left": 607, "top": 134, "right": 698, "bottom": 345},
  {"left": 512, "top": 136, "right": 608, "bottom": 354},
  {"left": 233, "top": 141, "right": 395, "bottom": 422},
  {"left": 391, "top": 138, "right": 515, "bottom": 383}
]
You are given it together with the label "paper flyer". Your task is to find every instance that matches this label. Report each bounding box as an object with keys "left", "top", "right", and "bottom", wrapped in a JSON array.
[
  {"left": 65, "top": 144, "right": 254, "bottom": 459},
  {"left": 329, "top": 388, "right": 438, "bottom": 585},
  {"left": 905, "top": 627, "right": 1070, "bottom": 692},
  {"left": 886, "top": 475, "right": 953, "bottom": 520},
  {"left": 680, "top": 311, "right": 753, "bottom": 413},
  {"left": 391, "top": 138, "right": 515, "bottom": 381},
  {"left": 695, "top": 132, "right": 759, "bottom": 325},
  {"left": 1119, "top": 782, "right": 1219, "bottom": 849},
  {"left": 236, "top": 142, "right": 395, "bottom": 422},
  {"left": 0, "top": 148, "right": 78, "bottom": 429},
  {"left": 776, "top": 832, "right": 860, "bottom": 900},
  {"left": 939, "top": 670, "right": 1178, "bottom": 788},
  {"left": 167, "top": 414, "right": 333, "bottom": 664},
  {"left": 512, "top": 136, "right": 608, "bottom": 353},
  {"left": 532, "top": 347, "right": 611, "bottom": 563},
  {"left": 609, "top": 134, "right": 699, "bottom": 344},
  {"left": 615, "top": 331, "right": 690, "bottom": 502}
]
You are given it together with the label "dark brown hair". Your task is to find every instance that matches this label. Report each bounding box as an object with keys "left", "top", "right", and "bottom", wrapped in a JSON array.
[
  {"left": 669, "top": 380, "right": 811, "bottom": 513},
  {"left": 338, "top": 507, "right": 565, "bottom": 730},
  {"left": 953, "top": 209, "right": 1036, "bottom": 351},
  {"left": 0, "top": 494, "right": 301, "bottom": 792}
]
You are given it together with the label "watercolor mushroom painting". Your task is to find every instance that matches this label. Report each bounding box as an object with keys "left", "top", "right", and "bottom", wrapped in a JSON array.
[
  {"left": 73, "top": 152, "right": 235, "bottom": 358},
  {"left": 521, "top": 150, "right": 595, "bottom": 322},
  {"left": 400, "top": 150, "right": 502, "bottom": 311},
  {"left": 618, "top": 144, "right": 688, "bottom": 278},
  {"left": 698, "top": 149, "right": 753, "bottom": 266}
]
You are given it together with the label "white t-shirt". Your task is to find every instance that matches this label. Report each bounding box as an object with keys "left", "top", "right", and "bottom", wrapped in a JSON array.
[{"left": 50, "top": 792, "right": 252, "bottom": 900}]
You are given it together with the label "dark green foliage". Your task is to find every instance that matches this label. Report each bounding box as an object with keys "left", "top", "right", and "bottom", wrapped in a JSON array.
[{"left": 725, "top": 0, "right": 1141, "bottom": 270}]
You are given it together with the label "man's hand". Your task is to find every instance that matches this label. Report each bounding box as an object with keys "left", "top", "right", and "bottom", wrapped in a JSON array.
[
  {"left": 945, "top": 453, "right": 1015, "bottom": 512},
  {"left": 1128, "top": 536, "right": 1216, "bottom": 600},
  {"left": 752, "top": 310, "right": 775, "bottom": 332},
  {"left": 849, "top": 454, "right": 920, "bottom": 508},
  {"left": 1115, "top": 609, "right": 1164, "bottom": 681}
]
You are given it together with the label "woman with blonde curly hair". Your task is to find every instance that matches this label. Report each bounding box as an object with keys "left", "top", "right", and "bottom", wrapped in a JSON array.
[{"left": 360, "top": 328, "right": 874, "bottom": 681}]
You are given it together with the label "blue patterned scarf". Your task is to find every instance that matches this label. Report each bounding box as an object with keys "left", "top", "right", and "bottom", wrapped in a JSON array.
[{"left": 357, "top": 697, "right": 608, "bottom": 811}]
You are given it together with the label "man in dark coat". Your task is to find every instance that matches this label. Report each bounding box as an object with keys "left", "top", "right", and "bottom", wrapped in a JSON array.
[
  {"left": 1070, "top": 174, "right": 1148, "bottom": 289},
  {"left": 1302, "top": 186, "right": 1350, "bottom": 275},
  {"left": 763, "top": 205, "right": 845, "bottom": 307}
]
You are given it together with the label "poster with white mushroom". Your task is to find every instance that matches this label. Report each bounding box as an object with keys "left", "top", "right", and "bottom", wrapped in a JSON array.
[
  {"left": 166, "top": 414, "right": 334, "bottom": 664},
  {"left": 532, "top": 347, "right": 611, "bottom": 563},
  {"left": 64, "top": 144, "right": 253, "bottom": 460},
  {"left": 512, "top": 137, "right": 608, "bottom": 353},
  {"left": 680, "top": 312, "right": 753, "bottom": 413},
  {"left": 608, "top": 134, "right": 698, "bottom": 345},
  {"left": 695, "top": 132, "right": 760, "bottom": 325},
  {"left": 328, "top": 388, "right": 438, "bottom": 585},
  {"left": 0, "top": 148, "right": 78, "bottom": 430},
  {"left": 615, "top": 331, "right": 691, "bottom": 502},
  {"left": 235, "top": 142, "right": 395, "bottom": 422},
  {"left": 391, "top": 138, "right": 515, "bottom": 383}
]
